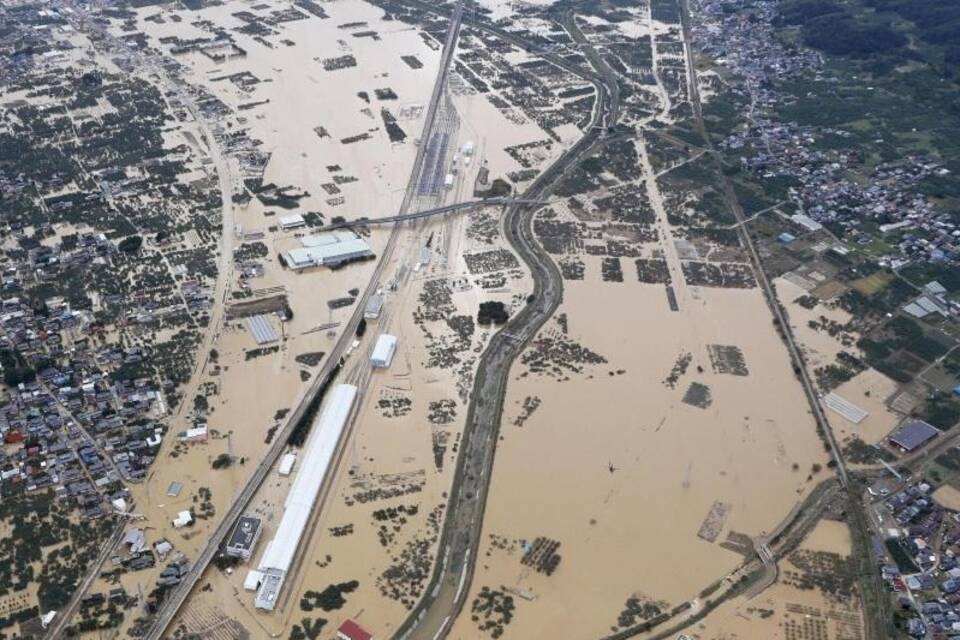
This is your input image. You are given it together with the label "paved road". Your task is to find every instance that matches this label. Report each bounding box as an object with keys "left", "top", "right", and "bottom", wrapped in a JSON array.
[
  {"left": 389, "top": 0, "right": 613, "bottom": 104},
  {"left": 635, "top": 477, "right": 843, "bottom": 640},
  {"left": 677, "top": 0, "right": 849, "bottom": 490},
  {"left": 390, "top": 1, "right": 850, "bottom": 638},
  {"left": 42, "top": 12, "right": 241, "bottom": 639},
  {"left": 674, "top": 3, "right": 906, "bottom": 637},
  {"left": 391, "top": 8, "right": 620, "bottom": 639},
  {"left": 322, "top": 197, "right": 546, "bottom": 231},
  {"left": 140, "top": 5, "right": 465, "bottom": 639},
  {"left": 42, "top": 512, "right": 129, "bottom": 639}
]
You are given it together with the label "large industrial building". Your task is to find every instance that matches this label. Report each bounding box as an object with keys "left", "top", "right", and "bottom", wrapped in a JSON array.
[
  {"left": 283, "top": 230, "right": 372, "bottom": 270},
  {"left": 252, "top": 384, "right": 359, "bottom": 610}
]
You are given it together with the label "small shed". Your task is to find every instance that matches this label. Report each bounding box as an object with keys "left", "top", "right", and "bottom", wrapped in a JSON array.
[
  {"left": 278, "top": 453, "right": 297, "bottom": 476},
  {"left": 172, "top": 510, "right": 193, "bottom": 528},
  {"left": 244, "top": 570, "right": 263, "bottom": 592}
]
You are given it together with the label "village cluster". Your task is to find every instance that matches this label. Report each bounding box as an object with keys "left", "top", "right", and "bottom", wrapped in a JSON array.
[{"left": 693, "top": 0, "right": 960, "bottom": 284}]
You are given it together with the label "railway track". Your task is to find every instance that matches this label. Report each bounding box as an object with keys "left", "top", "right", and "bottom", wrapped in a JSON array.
[
  {"left": 391, "top": 6, "right": 621, "bottom": 639},
  {"left": 388, "top": 0, "right": 860, "bottom": 637},
  {"left": 139, "top": 5, "right": 466, "bottom": 638}
]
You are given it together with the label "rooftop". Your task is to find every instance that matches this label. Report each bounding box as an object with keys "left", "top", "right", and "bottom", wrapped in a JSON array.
[
  {"left": 227, "top": 516, "right": 262, "bottom": 551},
  {"left": 337, "top": 619, "right": 373, "bottom": 640},
  {"left": 888, "top": 419, "right": 940, "bottom": 451}
]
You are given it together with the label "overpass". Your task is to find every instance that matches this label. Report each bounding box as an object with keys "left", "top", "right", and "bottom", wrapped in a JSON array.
[
  {"left": 389, "top": 2, "right": 621, "bottom": 636},
  {"left": 138, "top": 4, "right": 469, "bottom": 639},
  {"left": 321, "top": 197, "right": 549, "bottom": 231}
]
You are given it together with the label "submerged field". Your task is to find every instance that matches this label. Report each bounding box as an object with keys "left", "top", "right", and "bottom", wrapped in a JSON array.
[
  {"left": 121, "top": 0, "right": 572, "bottom": 635},
  {"left": 450, "top": 267, "right": 829, "bottom": 638}
]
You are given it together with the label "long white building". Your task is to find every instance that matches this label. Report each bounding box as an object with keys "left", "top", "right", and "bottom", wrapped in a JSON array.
[{"left": 253, "top": 384, "right": 358, "bottom": 610}]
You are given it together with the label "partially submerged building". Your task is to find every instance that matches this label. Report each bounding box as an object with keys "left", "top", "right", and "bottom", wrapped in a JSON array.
[
  {"left": 337, "top": 620, "right": 374, "bottom": 640},
  {"left": 278, "top": 214, "right": 306, "bottom": 230},
  {"left": 371, "top": 334, "right": 397, "bottom": 369},
  {"left": 253, "top": 384, "right": 358, "bottom": 610},
  {"left": 278, "top": 452, "right": 296, "bottom": 476},
  {"left": 246, "top": 314, "right": 280, "bottom": 345},
  {"left": 226, "top": 515, "right": 262, "bottom": 560},
  {"left": 172, "top": 510, "right": 193, "bottom": 528},
  {"left": 283, "top": 231, "right": 372, "bottom": 271},
  {"left": 177, "top": 426, "right": 208, "bottom": 443},
  {"left": 364, "top": 293, "right": 384, "bottom": 320}
]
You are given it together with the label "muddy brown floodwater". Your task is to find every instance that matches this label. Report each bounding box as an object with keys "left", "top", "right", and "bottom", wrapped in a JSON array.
[{"left": 447, "top": 275, "right": 830, "bottom": 639}]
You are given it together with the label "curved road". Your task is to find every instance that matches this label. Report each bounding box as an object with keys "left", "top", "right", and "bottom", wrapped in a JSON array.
[
  {"left": 393, "top": 0, "right": 851, "bottom": 638},
  {"left": 393, "top": 9, "right": 621, "bottom": 639}
]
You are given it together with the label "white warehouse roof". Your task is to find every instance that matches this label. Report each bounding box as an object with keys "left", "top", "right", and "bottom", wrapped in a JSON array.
[
  {"left": 244, "top": 570, "right": 263, "bottom": 591},
  {"left": 301, "top": 230, "right": 358, "bottom": 247},
  {"left": 371, "top": 334, "right": 397, "bottom": 368},
  {"left": 284, "top": 235, "right": 372, "bottom": 270},
  {"left": 789, "top": 213, "right": 823, "bottom": 232},
  {"left": 256, "top": 384, "right": 358, "bottom": 609},
  {"left": 279, "top": 214, "right": 306, "bottom": 229}
]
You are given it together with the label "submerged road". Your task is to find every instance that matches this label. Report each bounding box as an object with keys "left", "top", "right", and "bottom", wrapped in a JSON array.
[
  {"left": 673, "top": 2, "right": 894, "bottom": 639},
  {"left": 391, "top": 2, "right": 846, "bottom": 639},
  {"left": 140, "top": 5, "right": 465, "bottom": 639},
  {"left": 392, "top": 6, "right": 621, "bottom": 639},
  {"left": 676, "top": 0, "right": 847, "bottom": 491}
]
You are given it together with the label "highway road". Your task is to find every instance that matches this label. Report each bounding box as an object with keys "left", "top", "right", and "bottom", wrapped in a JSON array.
[
  {"left": 139, "top": 5, "right": 465, "bottom": 638},
  {"left": 386, "top": 0, "right": 616, "bottom": 109},
  {"left": 672, "top": 1, "right": 870, "bottom": 630},
  {"left": 675, "top": 2, "right": 898, "bottom": 638},
  {"left": 676, "top": 2, "right": 904, "bottom": 636},
  {"left": 387, "top": 0, "right": 850, "bottom": 637},
  {"left": 391, "top": 7, "right": 621, "bottom": 639}
]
